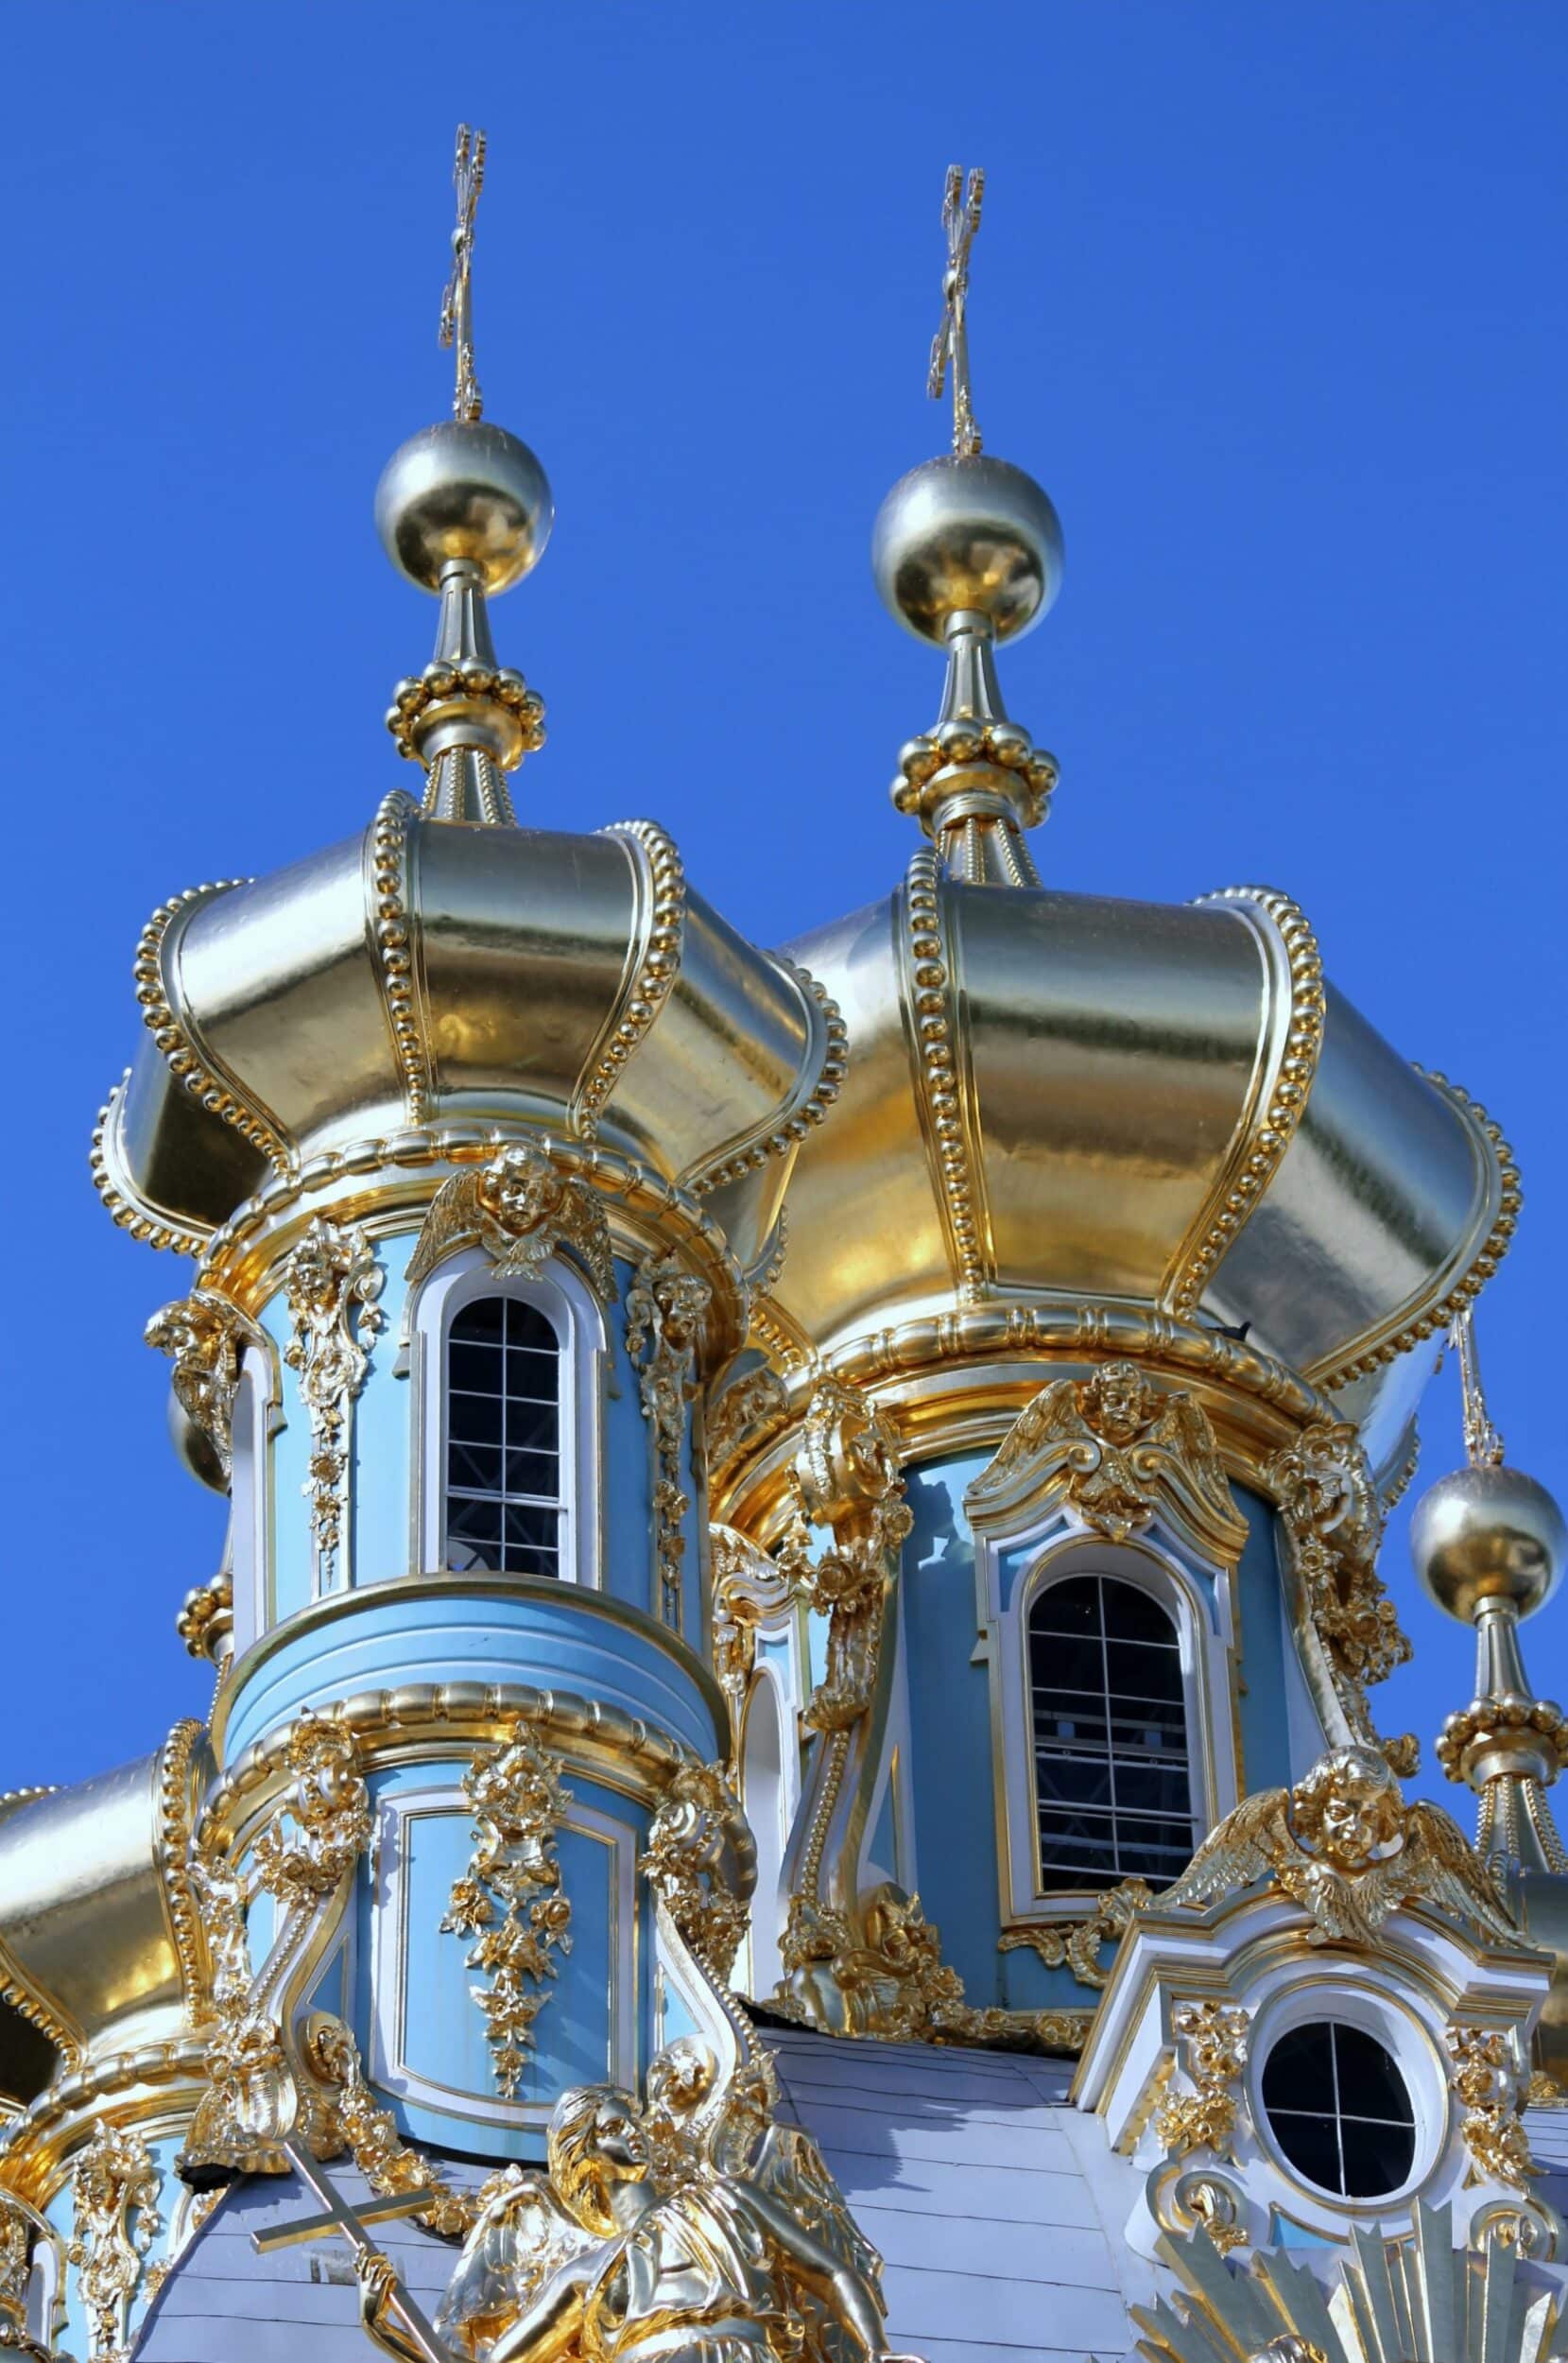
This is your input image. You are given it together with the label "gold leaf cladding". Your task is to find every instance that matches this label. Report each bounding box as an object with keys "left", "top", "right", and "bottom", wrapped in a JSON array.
[
  {"left": 157, "top": 1718, "right": 209, "bottom": 2023},
  {"left": 439, "top": 1727, "right": 573, "bottom": 2103},
  {"left": 628, "top": 1253, "right": 713, "bottom": 1629},
  {"left": 368, "top": 788, "right": 434, "bottom": 1125},
  {"left": 283, "top": 1217, "right": 385, "bottom": 1578},
  {"left": 970, "top": 1359, "right": 1246, "bottom": 1560},
  {"left": 405, "top": 1142, "right": 616, "bottom": 1302},
  {"left": 1157, "top": 1743, "right": 1524, "bottom": 1952},
  {"left": 67, "top": 2118, "right": 162, "bottom": 2363},
  {"left": 572, "top": 820, "right": 686, "bottom": 1136},
  {"left": 1165, "top": 888, "right": 1326, "bottom": 1322},
  {"left": 91, "top": 1076, "right": 209, "bottom": 1257},
  {"left": 1264, "top": 1418, "right": 1412, "bottom": 1729},
  {"left": 132, "top": 881, "right": 291, "bottom": 1171},
  {"left": 688, "top": 959, "right": 847, "bottom": 1198},
  {"left": 1448, "top": 2025, "right": 1540, "bottom": 2191},
  {"left": 903, "top": 846, "right": 989, "bottom": 1297}
]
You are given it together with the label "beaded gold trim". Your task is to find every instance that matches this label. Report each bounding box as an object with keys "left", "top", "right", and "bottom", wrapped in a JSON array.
[{"left": 133, "top": 882, "right": 292, "bottom": 1171}]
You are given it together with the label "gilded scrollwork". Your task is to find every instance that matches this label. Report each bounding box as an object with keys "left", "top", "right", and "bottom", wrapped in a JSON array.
[
  {"left": 1158, "top": 1744, "right": 1522, "bottom": 1951},
  {"left": 175, "top": 1570, "right": 233, "bottom": 1669},
  {"left": 638, "top": 1760, "right": 749, "bottom": 1986},
  {"left": 439, "top": 1727, "right": 574, "bottom": 2102},
  {"left": 968, "top": 1360, "right": 1246, "bottom": 1559},
  {"left": 997, "top": 1878, "right": 1151, "bottom": 1992},
  {"left": 707, "top": 1361, "right": 789, "bottom": 1475},
  {"left": 778, "top": 1881, "right": 1053, "bottom": 2050},
  {"left": 711, "top": 1526, "right": 794, "bottom": 1755},
  {"left": 66, "top": 2117, "right": 162, "bottom": 2363},
  {"left": 627, "top": 1252, "right": 713, "bottom": 1629},
  {"left": 1154, "top": 1999, "right": 1250, "bottom": 2167},
  {"left": 1447, "top": 2025, "right": 1540, "bottom": 2191},
  {"left": 405, "top": 1141, "right": 616, "bottom": 1302},
  {"left": 1264, "top": 1418, "right": 1414, "bottom": 1743},
  {"left": 360, "top": 2033, "right": 896, "bottom": 2363},
  {"left": 144, "top": 1286, "right": 251, "bottom": 1481},
  {"left": 283, "top": 1216, "right": 385, "bottom": 1578},
  {"left": 304, "top": 2015, "right": 477, "bottom": 2241},
  {"left": 0, "top": 2196, "right": 50, "bottom": 2360},
  {"left": 779, "top": 1378, "right": 912, "bottom": 1735}
]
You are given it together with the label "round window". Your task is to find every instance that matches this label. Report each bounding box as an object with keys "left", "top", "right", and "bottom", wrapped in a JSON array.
[{"left": 1261, "top": 2021, "right": 1416, "bottom": 2199}]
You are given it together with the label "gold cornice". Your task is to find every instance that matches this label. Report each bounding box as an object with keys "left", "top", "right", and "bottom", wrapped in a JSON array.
[
  {"left": 134, "top": 882, "right": 293, "bottom": 1172},
  {"left": 899, "top": 850, "right": 991, "bottom": 1300},
  {"left": 1163, "top": 887, "right": 1325, "bottom": 1321},
  {"left": 365, "top": 789, "right": 434, "bottom": 1126},
  {"left": 1304, "top": 1072, "right": 1520, "bottom": 1389},
  {"left": 209, "top": 1581, "right": 730, "bottom": 1786},
  {"left": 0, "top": 2042, "right": 210, "bottom": 2207},
  {"left": 570, "top": 821, "right": 687, "bottom": 1137}
]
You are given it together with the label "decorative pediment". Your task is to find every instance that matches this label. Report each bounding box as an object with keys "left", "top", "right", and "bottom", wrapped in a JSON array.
[{"left": 967, "top": 1360, "right": 1247, "bottom": 1564}]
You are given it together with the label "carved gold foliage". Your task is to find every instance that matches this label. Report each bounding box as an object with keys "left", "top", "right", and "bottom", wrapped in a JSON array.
[
  {"left": 304, "top": 2016, "right": 477, "bottom": 2242},
  {"left": 639, "top": 1761, "right": 749, "bottom": 1984},
  {"left": 707, "top": 1361, "right": 789, "bottom": 1473},
  {"left": 1158, "top": 1744, "right": 1523, "bottom": 1951},
  {"left": 969, "top": 1359, "right": 1246, "bottom": 1561},
  {"left": 778, "top": 1880, "right": 1057, "bottom": 2050},
  {"left": 405, "top": 1141, "right": 616, "bottom": 1302},
  {"left": 627, "top": 1253, "right": 713, "bottom": 1629},
  {"left": 144, "top": 1287, "right": 250, "bottom": 1480},
  {"left": 67, "top": 2118, "right": 162, "bottom": 2363},
  {"left": 711, "top": 1526, "right": 794, "bottom": 1752},
  {"left": 1129, "top": 2198, "right": 1566, "bottom": 2363},
  {"left": 282, "top": 1216, "right": 385, "bottom": 1575},
  {"left": 1448, "top": 2026, "right": 1539, "bottom": 2192},
  {"left": 780, "top": 1377, "right": 912, "bottom": 1733},
  {"left": 998, "top": 1878, "right": 1152, "bottom": 1992},
  {"left": 0, "top": 2196, "right": 49, "bottom": 2360},
  {"left": 439, "top": 1727, "right": 573, "bottom": 2101},
  {"left": 1265, "top": 1418, "right": 1413, "bottom": 1720},
  {"left": 385, "top": 2033, "right": 890, "bottom": 2363},
  {"left": 1155, "top": 2000, "right": 1250, "bottom": 2169}
]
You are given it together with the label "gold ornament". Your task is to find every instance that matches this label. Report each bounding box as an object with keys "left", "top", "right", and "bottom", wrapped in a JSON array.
[
  {"left": 0, "top": 2195, "right": 50, "bottom": 2361},
  {"left": 1154, "top": 2000, "right": 1250, "bottom": 2169},
  {"left": 440, "top": 1727, "right": 574, "bottom": 2103},
  {"left": 707, "top": 1363, "right": 789, "bottom": 1475},
  {"left": 144, "top": 1287, "right": 251, "bottom": 1480},
  {"left": 304, "top": 2016, "right": 477, "bottom": 2242},
  {"left": 780, "top": 1379, "right": 912, "bottom": 1734},
  {"left": 1265, "top": 1419, "right": 1414, "bottom": 1742},
  {"left": 710, "top": 1526, "right": 794, "bottom": 1756},
  {"left": 626, "top": 1252, "right": 712, "bottom": 1628},
  {"left": 969, "top": 1360, "right": 1246, "bottom": 1558},
  {"left": 1158, "top": 1744, "right": 1523, "bottom": 1950},
  {"left": 1447, "top": 2025, "right": 1540, "bottom": 2192},
  {"left": 282, "top": 1216, "right": 386, "bottom": 1578},
  {"left": 998, "top": 1879, "right": 1153, "bottom": 1992},
  {"left": 405, "top": 1142, "right": 616, "bottom": 1302},
  {"left": 638, "top": 1760, "right": 749, "bottom": 1986},
  {"left": 175, "top": 1570, "right": 233, "bottom": 1667},
  {"left": 66, "top": 2118, "right": 162, "bottom": 2363}
]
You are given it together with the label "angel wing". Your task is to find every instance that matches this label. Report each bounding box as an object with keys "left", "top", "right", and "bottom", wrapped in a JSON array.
[
  {"left": 435, "top": 2164, "right": 598, "bottom": 2357},
  {"left": 1368, "top": 1802, "right": 1525, "bottom": 1952},
  {"left": 1155, "top": 1789, "right": 1294, "bottom": 1913},
  {"left": 405, "top": 1171, "right": 487, "bottom": 1290},
  {"left": 744, "top": 2117, "right": 887, "bottom": 2363}
]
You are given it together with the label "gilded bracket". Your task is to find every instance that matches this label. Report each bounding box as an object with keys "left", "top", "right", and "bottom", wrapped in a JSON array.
[
  {"left": 283, "top": 1217, "right": 386, "bottom": 1586},
  {"left": 627, "top": 1254, "right": 713, "bottom": 1629}
]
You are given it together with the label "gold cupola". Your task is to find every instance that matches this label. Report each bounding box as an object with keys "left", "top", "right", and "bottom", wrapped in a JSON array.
[
  {"left": 92, "top": 130, "right": 845, "bottom": 1294},
  {"left": 741, "top": 166, "right": 1515, "bottom": 1482}
]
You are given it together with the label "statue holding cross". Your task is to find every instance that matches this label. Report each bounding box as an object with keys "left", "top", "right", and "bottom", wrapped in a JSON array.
[{"left": 927, "top": 164, "right": 985, "bottom": 458}]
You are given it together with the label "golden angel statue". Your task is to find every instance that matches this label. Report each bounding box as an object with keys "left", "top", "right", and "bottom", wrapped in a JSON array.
[
  {"left": 1157, "top": 1744, "right": 1522, "bottom": 1951},
  {"left": 359, "top": 2038, "right": 920, "bottom": 2363}
]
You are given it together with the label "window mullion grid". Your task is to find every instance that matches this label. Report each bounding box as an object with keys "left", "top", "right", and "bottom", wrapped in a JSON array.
[{"left": 1329, "top": 2023, "right": 1346, "bottom": 2197}]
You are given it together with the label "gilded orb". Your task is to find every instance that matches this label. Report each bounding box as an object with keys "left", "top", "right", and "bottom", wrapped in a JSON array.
[
  {"left": 375, "top": 419, "right": 553, "bottom": 595},
  {"left": 1410, "top": 1462, "right": 1567, "bottom": 1625},
  {"left": 872, "top": 454, "right": 1064, "bottom": 646}
]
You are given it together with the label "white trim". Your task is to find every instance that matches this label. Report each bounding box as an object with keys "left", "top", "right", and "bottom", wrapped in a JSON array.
[
  {"left": 975, "top": 1506, "right": 1238, "bottom": 1927},
  {"left": 1249, "top": 1981, "right": 1443, "bottom": 2212},
  {"left": 230, "top": 1348, "right": 272, "bottom": 1655},
  {"left": 408, "top": 1246, "right": 605, "bottom": 1590},
  {"left": 370, "top": 1781, "right": 637, "bottom": 2133}
]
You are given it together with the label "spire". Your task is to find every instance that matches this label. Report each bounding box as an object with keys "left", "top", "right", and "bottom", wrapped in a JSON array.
[
  {"left": 374, "top": 127, "right": 552, "bottom": 825},
  {"left": 872, "top": 165, "right": 1063, "bottom": 887},
  {"left": 1412, "top": 1312, "right": 1568, "bottom": 1876}
]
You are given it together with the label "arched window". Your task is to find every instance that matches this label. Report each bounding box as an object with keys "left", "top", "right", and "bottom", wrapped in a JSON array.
[
  {"left": 1028, "top": 1570, "right": 1197, "bottom": 1892},
  {"left": 443, "top": 1295, "right": 564, "bottom": 1577}
]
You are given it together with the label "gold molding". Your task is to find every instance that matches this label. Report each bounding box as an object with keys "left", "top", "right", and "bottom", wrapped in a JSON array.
[
  {"left": 683, "top": 957, "right": 848, "bottom": 1200},
  {"left": 90, "top": 1076, "right": 210, "bottom": 1258},
  {"left": 153, "top": 1721, "right": 209, "bottom": 2027},
  {"left": 571, "top": 821, "right": 686, "bottom": 1137},
  {"left": 133, "top": 880, "right": 291, "bottom": 1172},
  {"left": 1163, "top": 887, "right": 1326, "bottom": 1322},
  {"left": 899, "top": 847, "right": 991, "bottom": 1299},
  {"left": 366, "top": 788, "right": 434, "bottom": 1126},
  {"left": 66, "top": 2117, "right": 162, "bottom": 2363},
  {"left": 627, "top": 1253, "right": 712, "bottom": 1628}
]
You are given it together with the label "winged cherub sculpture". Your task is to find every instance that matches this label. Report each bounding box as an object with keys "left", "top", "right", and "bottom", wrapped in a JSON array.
[
  {"left": 405, "top": 1144, "right": 616, "bottom": 1302},
  {"left": 1157, "top": 1744, "right": 1523, "bottom": 1951},
  {"left": 360, "top": 2038, "right": 917, "bottom": 2363}
]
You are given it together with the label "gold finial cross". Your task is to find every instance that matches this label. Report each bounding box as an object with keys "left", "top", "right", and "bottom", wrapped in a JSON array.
[
  {"left": 928, "top": 164, "right": 985, "bottom": 457},
  {"left": 440, "top": 124, "right": 487, "bottom": 423}
]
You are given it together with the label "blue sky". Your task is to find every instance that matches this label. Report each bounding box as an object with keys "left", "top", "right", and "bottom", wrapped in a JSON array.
[{"left": 4, "top": 2, "right": 1565, "bottom": 1802}]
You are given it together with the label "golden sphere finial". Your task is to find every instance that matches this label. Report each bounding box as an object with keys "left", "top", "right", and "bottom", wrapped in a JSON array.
[
  {"left": 871, "top": 455, "right": 1063, "bottom": 647},
  {"left": 1410, "top": 1461, "right": 1567, "bottom": 1626},
  {"left": 374, "top": 420, "right": 553, "bottom": 597}
]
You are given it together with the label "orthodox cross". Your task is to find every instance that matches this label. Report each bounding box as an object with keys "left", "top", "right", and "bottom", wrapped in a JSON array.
[
  {"left": 927, "top": 164, "right": 985, "bottom": 457},
  {"left": 440, "top": 124, "right": 487, "bottom": 423},
  {"left": 250, "top": 2138, "right": 453, "bottom": 2363}
]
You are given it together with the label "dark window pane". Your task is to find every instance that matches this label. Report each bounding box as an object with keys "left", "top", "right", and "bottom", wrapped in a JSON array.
[
  {"left": 1105, "top": 1702, "right": 1187, "bottom": 1752},
  {"left": 448, "top": 1497, "right": 501, "bottom": 1545},
  {"left": 506, "top": 1398, "right": 560, "bottom": 1453},
  {"left": 1035, "top": 1702, "right": 1111, "bottom": 1748},
  {"left": 1105, "top": 1638, "right": 1184, "bottom": 1703},
  {"left": 502, "top": 1300, "right": 557, "bottom": 1353},
  {"left": 1104, "top": 1584, "right": 1180, "bottom": 1647},
  {"left": 1034, "top": 1753, "right": 1114, "bottom": 1810},
  {"left": 505, "top": 1345, "right": 559, "bottom": 1394},
  {"left": 1112, "top": 1760, "right": 1193, "bottom": 1818},
  {"left": 1029, "top": 1632, "right": 1105, "bottom": 1696},
  {"left": 449, "top": 1442, "right": 504, "bottom": 1493},
  {"left": 451, "top": 1298, "right": 505, "bottom": 1342},
  {"left": 1334, "top": 2026, "right": 1414, "bottom": 2126},
  {"left": 1263, "top": 2025, "right": 1333, "bottom": 2115},
  {"left": 504, "top": 1503, "right": 560, "bottom": 1551},
  {"left": 1030, "top": 1577, "right": 1102, "bottom": 1639},
  {"left": 449, "top": 1341, "right": 505, "bottom": 1394},
  {"left": 505, "top": 1448, "right": 559, "bottom": 1499},
  {"left": 1268, "top": 2107, "right": 1343, "bottom": 2196},
  {"left": 1340, "top": 2114, "right": 1415, "bottom": 2198},
  {"left": 502, "top": 1540, "right": 560, "bottom": 1578},
  {"left": 449, "top": 1390, "right": 504, "bottom": 1446}
]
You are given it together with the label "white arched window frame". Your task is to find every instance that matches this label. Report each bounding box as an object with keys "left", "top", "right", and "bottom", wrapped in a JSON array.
[
  {"left": 974, "top": 1508, "right": 1239, "bottom": 1928},
  {"left": 408, "top": 1246, "right": 606, "bottom": 1590},
  {"left": 737, "top": 1646, "right": 802, "bottom": 1997}
]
